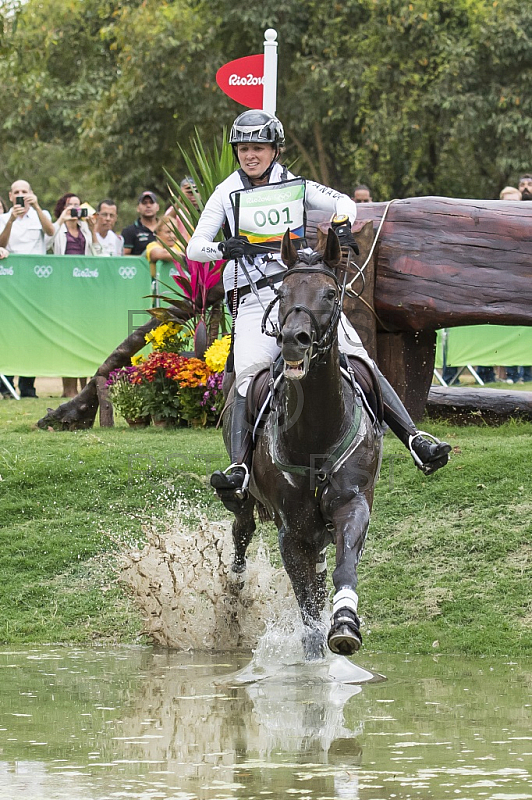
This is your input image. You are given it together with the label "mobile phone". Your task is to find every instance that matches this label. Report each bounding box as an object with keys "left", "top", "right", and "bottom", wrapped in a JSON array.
[
  {"left": 70, "top": 208, "right": 80, "bottom": 218},
  {"left": 80, "top": 208, "right": 88, "bottom": 218},
  {"left": 16, "top": 196, "right": 25, "bottom": 207}
]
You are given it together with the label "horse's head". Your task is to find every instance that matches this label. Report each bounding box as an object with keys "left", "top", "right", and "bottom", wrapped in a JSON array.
[{"left": 276, "top": 228, "right": 342, "bottom": 380}]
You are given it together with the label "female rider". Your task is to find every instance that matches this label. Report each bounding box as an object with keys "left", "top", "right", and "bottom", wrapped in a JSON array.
[{"left": 187, "top": 110, "right": 450, "bottom": 506}]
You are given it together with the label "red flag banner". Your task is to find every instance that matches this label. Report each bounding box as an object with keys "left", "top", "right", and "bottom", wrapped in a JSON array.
[{"left": 216, "top": 54, "right": 264, "bottom": 108}]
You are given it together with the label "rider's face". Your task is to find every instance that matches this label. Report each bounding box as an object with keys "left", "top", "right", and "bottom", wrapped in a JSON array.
[{"left": 236, "top": 143, "right": 275, "bottom": 180}]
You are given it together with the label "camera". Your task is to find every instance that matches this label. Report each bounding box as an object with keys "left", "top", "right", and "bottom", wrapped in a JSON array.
[
  {"left": 16, "top": 196, "right": 25, "bottom": 207},
  {"left": 70, "top": 207, "right": 88, "bottom": 218}
]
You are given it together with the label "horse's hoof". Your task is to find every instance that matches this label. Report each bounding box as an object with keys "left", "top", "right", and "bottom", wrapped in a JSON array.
[
  {"left": 328, "top": 624, "right": 362, "bottom": 656},
  {"left": 328, "top": 610, "right": 362, "bottom": 656}
]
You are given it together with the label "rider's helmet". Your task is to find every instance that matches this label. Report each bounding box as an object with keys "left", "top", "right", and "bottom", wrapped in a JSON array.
[{"left": 229, "top": 109, "right": 285, "bottom": 151}]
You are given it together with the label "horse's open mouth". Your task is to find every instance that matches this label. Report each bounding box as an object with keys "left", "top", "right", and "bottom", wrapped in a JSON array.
[{"left": 283, "top": 352, "right": 310, "bottom": 380}]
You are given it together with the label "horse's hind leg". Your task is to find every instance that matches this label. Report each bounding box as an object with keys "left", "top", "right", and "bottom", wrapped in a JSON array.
[
  {"left": 231, "top": 497, "right": 256, "bottom": 574},
  {"left": 328, "top": 495, "right": 370, "bottom": 656}
]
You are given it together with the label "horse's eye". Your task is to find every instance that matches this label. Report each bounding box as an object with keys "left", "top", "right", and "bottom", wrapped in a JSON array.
[{"left": 325, "top": 289, "right": 336, "bottom": 301}]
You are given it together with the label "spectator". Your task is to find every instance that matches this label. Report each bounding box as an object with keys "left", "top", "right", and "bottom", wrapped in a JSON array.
[
  {"left": 518, "top": 174, "right": 532, "bottom": 201},
  {"left": 0, "top": 196, "right": 6, "bottom": 214},
  {"left": 0, "top": 179, "right": 55, "bottom": 398},
  {"left": 122, "top": 191, "right": 159, "bottom": 255},
  {"left": 476, "top": 366, "right": 496, "bottom": 383},
  {"left": 164, "top": 178, "right": 198, "bottom": 244},
  {"left": 500, "top": 186, "right": 521, "bottom": 201},
  {"left": 353, "top": 184, "right": 372, "bottom": 203},
  {"left": 93, "top": 199, "right": 123, "bottom": 256},
  {"left": 145, "top": 216, "right": 185, "bottom": 304},
  {"left": 50, "top": 193, "right": 98, "bottom": 397},
  {"left": 179, "top": 176, "right": 199, "bottom": 208},
  {"left": 48, "top": 193, "right": 99, "bottom": 255}
]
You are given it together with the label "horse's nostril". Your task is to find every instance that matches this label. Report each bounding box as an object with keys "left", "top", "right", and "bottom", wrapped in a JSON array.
[{"left": 296, "top": 332, "right": 312, "bottom": 348}]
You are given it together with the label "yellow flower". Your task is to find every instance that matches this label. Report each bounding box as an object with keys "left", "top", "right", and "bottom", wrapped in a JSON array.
[
  {"left": 145, "top": 321, "right": 182, "bottom": 351},
  {"left": 204, "top": 336, "right": 231, "bottom": 373},
  {"left": 131, "top": 354, "right": 146, "bottom": 365}
]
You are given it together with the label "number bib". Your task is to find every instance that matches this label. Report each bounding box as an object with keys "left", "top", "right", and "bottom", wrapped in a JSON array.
[{"left": 231, "top": 178, "right": 306, "bottom": 248}]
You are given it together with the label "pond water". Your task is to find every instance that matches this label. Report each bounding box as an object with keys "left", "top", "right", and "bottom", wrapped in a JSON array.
[{"left": 0, "top": 645, "right": 530, "bottom": 800}]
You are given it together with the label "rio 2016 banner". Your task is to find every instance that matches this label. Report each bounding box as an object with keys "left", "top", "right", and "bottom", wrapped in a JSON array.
[{"left": 0, "top": 254, "right": 152, "bottom": 377}]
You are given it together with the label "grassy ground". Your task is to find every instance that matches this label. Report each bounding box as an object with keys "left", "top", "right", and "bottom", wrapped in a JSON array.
[{"left": 0, "top": 381, "right": 530, "bottom": 655}]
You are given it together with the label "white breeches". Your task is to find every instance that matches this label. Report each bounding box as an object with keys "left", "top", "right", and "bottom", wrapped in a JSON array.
[{"left": 233, "top": 287, "right": 374, "bottom": 397}]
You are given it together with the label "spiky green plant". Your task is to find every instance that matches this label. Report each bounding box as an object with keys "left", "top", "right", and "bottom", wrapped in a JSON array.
[{"left": 163, "top": 127, "right": 235, "bottom": 253}]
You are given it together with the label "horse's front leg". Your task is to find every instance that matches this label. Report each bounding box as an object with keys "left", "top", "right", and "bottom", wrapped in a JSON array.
[
  {"left": 279, "top": 524, "right": 328, "bottom": 660},
  {"left": 327, "top": 493, "right": 370, "bottom": 655},
  {"left": 231, "top": 496, "right": 256, "bottom": 575}
]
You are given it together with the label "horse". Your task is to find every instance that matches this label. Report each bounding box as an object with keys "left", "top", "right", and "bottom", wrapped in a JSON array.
[{"left": 223, "top": 228, "right": 383, "bottom": 659}]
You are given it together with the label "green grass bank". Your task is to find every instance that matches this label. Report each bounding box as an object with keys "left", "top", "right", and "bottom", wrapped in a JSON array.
[{"left": 0, "top": 392, "right": 530, "bottom": 656}]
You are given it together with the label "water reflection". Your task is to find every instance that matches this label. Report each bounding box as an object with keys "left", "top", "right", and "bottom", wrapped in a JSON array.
[{"left": 0, "top": 646, "right": 530, "bottom": 799}]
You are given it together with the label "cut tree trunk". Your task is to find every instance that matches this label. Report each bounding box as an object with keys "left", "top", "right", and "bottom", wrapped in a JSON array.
[
  {"left": 355, "top": 197, "right": 532, "bottom": 330},
  {"left": 377, "top": 330, "right": 437, "bottom": 421},
  {"left": 426, "top": 386, "right": 532, "bottom": 424}
]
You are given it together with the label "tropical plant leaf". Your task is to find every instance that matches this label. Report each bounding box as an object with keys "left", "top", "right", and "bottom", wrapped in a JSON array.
[
  {"left": 194, "top": 318, "right": 208, "bottom": 359},
  {"left": 144, "top": 294, "right": 194, "bottom": 314}
]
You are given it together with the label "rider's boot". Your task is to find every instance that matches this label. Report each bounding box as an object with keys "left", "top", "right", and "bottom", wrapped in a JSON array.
[
  {"left": 210, "top": 394, "right": 252, "bottom": 510},
  {"left": 377, "top": 371, "right": 451, "bottom": 475}
]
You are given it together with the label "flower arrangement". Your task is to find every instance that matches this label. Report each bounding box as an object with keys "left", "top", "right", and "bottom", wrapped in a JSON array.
[
  {"left": 106, "top": 366, "right": 149, "bottom": 425},
  {"left": 108, "top": 328, "right": 231, "bottom": 427}
]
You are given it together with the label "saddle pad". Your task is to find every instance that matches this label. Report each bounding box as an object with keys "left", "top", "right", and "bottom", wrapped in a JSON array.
[{"left": 246, "top": 356, "right": 383, "bottom": 441}]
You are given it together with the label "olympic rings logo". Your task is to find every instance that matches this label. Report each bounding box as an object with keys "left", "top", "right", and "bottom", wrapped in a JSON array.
[
  {"left": 119, "top": 266, "right": 137, "bottom": 279},
  {"left": 34, "top": 265, "right": 53, "bottom": 278}
]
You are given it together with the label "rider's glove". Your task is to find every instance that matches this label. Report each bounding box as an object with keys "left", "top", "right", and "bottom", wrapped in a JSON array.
[
  {"left": 218, "top": 236, "right": 252, "bottom": 261},
  {"left": 331, "top": 215, "right": 360, "bottom": 255}
]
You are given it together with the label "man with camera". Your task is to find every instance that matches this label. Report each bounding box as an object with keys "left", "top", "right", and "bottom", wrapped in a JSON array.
[
  {"left": 0, "top": 180, "right": 55, "bottom": 398},
  {"left": 0, "top": 180, "right": 54, "bottom": 254}
]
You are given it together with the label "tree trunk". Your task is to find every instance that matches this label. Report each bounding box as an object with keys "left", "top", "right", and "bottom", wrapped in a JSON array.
[
  {"left": 426, "top": 386, "right": 532, "bottom": 424},
  {"left": 355, "top": 197, "right": 532, "bottom": 330},
  {"left": 96, "top": 376, "right": 114, "bottom": 427},
  {"left": 377, "top": 330, "right": 436, "bottom": 421}
]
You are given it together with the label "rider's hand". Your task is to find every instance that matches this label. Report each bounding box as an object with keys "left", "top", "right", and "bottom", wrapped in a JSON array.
[
  {"left": 335, "top": 224, "right": 360, "bottom": 255},
  {"left": 218, "top": 235, "right": 252, "bottom": 261}
]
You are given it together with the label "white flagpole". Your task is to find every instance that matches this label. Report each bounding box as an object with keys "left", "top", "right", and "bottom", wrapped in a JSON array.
[{"left": 263, "top": 29, "right": 278, "bottom": 115}]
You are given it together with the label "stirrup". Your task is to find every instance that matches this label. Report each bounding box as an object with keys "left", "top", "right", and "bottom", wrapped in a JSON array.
[
  {"left": 408, "top": 430, "right": 444, "bottom": 468},
  {"left": 219, "top": 462, "right": 250, "bottom": 499},
  {"left": 224, "top": 462, "right": 250, "bottom": 489},
  {"left": 408, "top": 431, "right": 451, "bottom": 475}
]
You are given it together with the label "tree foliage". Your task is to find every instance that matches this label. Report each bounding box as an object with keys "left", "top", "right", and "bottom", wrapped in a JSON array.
[{"left": 1, "top": 0, "right": 531, "bottom": 208}]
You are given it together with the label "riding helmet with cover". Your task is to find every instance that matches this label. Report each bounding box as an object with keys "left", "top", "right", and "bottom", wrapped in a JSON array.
[{"left": 229, "top": 109, "right": 285, "bottom": 153}]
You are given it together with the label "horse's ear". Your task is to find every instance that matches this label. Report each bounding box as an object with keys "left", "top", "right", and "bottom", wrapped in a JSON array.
[
  {"left": 281, "top": 229, "right": 298, "bottom": 268},
  {"left": 323, "top": 227, "right": 342, "bottom": 269}
]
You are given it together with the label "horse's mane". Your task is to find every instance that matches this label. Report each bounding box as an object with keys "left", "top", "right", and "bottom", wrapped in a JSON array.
[{"left": 295, "top": 249, "right": 325, "bottom": 267}]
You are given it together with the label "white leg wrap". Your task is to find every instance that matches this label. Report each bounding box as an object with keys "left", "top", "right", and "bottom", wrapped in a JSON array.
[
  {"left": 332, "top": 588, "right": 359, "bottom": 616},
  {"left": 316, "top": 547, "right": 327, "bottom": 574}
]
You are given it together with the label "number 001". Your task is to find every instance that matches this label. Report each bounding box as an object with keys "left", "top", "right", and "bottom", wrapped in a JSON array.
[{"left": 253, "top": 207, "right": 293, "bottom": 227}]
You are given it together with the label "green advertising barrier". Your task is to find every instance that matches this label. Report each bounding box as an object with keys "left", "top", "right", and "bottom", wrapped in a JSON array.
[
  {"left": 0, "top": 254, "right": 152, "bottom": 376},
  {"left": 435, "top": 326, "right": 532, "bottom": 368}
]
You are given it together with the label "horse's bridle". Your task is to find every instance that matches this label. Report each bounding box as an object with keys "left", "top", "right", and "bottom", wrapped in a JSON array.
[{"left": 261, "top": 264, "right": 342, "bottom": 363}]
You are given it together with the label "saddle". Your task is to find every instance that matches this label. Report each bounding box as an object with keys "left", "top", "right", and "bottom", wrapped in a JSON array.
[{"left": 245, "top": 354, "right": 383, "bottom": 443}]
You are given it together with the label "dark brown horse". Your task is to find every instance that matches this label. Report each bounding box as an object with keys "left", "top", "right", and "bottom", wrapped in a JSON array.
[{"left": 224, "top": 229, "right": 383, "bottom": 659}]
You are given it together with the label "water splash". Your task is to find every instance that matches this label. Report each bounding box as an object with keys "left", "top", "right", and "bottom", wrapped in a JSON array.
[{"left": 120, "top": 500, "right": 296, "bottom": 651}]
